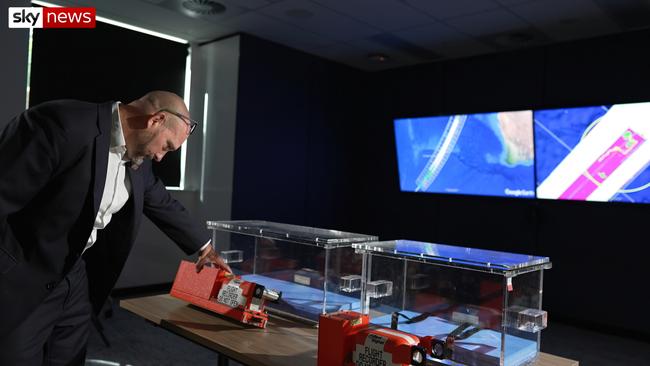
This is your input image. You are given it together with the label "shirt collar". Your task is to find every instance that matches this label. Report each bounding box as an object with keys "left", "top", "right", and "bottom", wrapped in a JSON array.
[{"left": 111, "top": 102, "right": 127, "bottom": 156}]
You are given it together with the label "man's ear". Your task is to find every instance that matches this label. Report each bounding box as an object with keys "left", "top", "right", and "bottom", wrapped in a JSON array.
[{"left": 148, "top": 112, "right": 165, "bottom": 128}]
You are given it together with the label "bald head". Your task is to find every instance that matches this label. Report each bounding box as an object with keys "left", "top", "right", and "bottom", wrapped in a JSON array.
[
  {"left": 130, "top": 90, "right": 188, "bottom": 116},
  {"left": 125, "top": 90, "right": 194, "bottom": 137}
]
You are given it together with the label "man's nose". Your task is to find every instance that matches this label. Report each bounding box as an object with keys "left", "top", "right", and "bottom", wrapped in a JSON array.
[{"left": 154, "top": 152, "right": 166, "bottom": 162}]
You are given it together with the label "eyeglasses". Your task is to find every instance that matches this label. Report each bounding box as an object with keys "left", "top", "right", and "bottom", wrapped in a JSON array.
[{"left": 157, "top": 108, "right": 199, "bottom": 135}]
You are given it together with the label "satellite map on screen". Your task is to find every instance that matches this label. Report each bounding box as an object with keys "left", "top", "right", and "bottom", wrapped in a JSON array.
[
  {"left": 394, "top": 111, "right": 535, "bottom": 198},
  {"left": 535, "top": 102, "right": 650, "bottom": 203}
]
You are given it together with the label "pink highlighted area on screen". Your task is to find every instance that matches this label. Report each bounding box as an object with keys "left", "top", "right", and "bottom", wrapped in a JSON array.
[
  {"left": 559, "top": 129, "right": 645, "bottom": 200},
  {"left": 537, "top": 102, "right": 650, "bottom": 202}
]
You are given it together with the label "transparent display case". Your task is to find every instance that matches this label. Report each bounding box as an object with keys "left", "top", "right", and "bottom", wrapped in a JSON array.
[
  {"left": 352, "top": 240, "right": 551, "bottom": 366},
  {"left": 207, "top": 220, "right": 378, "bottom": 323}
]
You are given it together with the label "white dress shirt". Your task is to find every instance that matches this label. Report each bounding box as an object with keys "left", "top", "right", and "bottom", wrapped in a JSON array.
[
  {"left": 84, "top": 102, "right": 131, "bottom": 253},
  {"left": 83, "top": 102, "right": 211, "bottom": 254}
]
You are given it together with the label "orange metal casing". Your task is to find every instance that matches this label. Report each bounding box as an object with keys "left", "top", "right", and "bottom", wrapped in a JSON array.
[
  {"left": 170, "top": 260, "right": 269, "bottom": 328},
  {"left": 318, "top": 311, "right": 369, "bottom": 366},
  {"left": 319, "top": 310, "right": 433, "bottom": 366}
]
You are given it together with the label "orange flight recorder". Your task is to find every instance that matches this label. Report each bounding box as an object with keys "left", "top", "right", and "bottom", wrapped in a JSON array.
[
  {"left": 170, "top": 260, "right": 281, "bottom": 328},
  {"left": 318, "top": 310, "right": 450, "bottom": 366}
]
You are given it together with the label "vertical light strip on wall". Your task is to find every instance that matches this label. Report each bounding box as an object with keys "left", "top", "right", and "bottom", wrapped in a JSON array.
[
  {"left": 200, "top": 92, "right": 209, "bottom": 202},
  {"left": 180, "top": 50, "right": 192, "bottom": 191},
  {"left": 25, "top": 28, "right": 33, "bottom": 109}
]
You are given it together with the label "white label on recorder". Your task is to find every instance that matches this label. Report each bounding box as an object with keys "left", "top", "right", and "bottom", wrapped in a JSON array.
[
  {"left": 352, "top": 333, "right": 397, "bottom": 366},
  {"left": 293, "top": 274, "right": 311, "bottom": 286},
  {"left": 216, "top": 279, "right": 247, "bottom": 308}
]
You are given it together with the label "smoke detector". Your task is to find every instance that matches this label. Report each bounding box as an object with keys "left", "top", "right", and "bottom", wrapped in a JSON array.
[{"left": 182, "top": 0, "right": 226, "bottom": 15}]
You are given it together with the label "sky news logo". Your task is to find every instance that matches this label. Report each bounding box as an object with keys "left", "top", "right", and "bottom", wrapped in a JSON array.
[{"left": 9, "top": 7, "right": 96, "bottom": 28}]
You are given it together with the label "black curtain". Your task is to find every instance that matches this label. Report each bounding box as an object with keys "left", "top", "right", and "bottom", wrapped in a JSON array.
[{"left": 29, "top": 21, "right": 187, "bottom": 186}]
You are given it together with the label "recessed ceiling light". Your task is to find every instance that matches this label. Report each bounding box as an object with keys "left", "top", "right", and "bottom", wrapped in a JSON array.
[
  {"left": 285, "top": 9, "right": 314, "bottom": 19},
  {"left": 367, "top": 53, "right": 389, "bottom": 63},
  {"left": 182, "top": 0, "right": 226, "bottom": 15}
]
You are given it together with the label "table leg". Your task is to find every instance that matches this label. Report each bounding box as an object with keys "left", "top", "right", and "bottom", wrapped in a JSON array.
[{"left": 218, "top": 352, "right": 229, "bottom": 366}]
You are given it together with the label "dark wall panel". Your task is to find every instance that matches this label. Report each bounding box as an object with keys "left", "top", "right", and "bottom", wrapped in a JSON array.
[
  {"left": 376, "top": 63, "right": 445, "bottom": 118},
  {"left": 545, "top": 31, "right": 650, "bottom": 107},
  {"left": 443, "top": 48, "right": 545, "bottom": 113},
  {"left": 232, "top": 35, "right": 365, "bottom": 229},
  {"left": 304, "top": 68, "right": 368, "bottom": 229},
  {"left": 536, "top": 199, "right": 650, "bottom": 330}
]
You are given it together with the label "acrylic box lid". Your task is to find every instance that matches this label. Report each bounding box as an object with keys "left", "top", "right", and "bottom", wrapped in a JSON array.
[
  {"left": 352, "top": 240, "right": 551, "bottom": 275},
  {"left": 207, "top": 220, "right": 378, "bottom": 248}
]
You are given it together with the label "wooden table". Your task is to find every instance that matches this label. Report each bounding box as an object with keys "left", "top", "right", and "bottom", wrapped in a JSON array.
[{"left": 120, "top": 295, "right": 578, "bottom": 366}]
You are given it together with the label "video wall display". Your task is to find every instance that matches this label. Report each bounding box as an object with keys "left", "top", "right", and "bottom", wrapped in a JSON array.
[
  {"left": 535, "top": 102, "right": 650, "bottom": 203},
  {"left": 394, "top": 102, "right": 650, "bottom": 203},
  {"left": 394, "top": 111, "right": 536, "bottom": 198}
]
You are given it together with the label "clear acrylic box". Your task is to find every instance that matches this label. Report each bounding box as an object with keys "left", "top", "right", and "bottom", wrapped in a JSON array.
[
  {"left": 207, "top": 220, "right": 378, "bottom": 322},
  {"left": 352, "top": 240, "right": 552, "bottom": 366}
]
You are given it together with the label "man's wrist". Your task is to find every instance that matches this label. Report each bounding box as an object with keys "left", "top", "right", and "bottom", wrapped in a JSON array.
[{"left": 199, "top": 240, "right": 211, "bottom": 252}]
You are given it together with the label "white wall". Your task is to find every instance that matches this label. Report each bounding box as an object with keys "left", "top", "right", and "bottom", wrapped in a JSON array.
[
  {"left": 116, "top": 36, "right": 241, "bottom": 288},
  {"left": 187, "top": 36, "right": 241, "bottom": 254}
]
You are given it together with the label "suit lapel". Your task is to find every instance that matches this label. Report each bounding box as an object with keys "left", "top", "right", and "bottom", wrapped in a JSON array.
[
  {"left": 126, "top": 165, "right": 144, "bottom": 240},
  {"left": 92, "top": 103, "right": 113, "bottom": 216},
  {"left": 127, "top": 165, "right": 143, "bottom": 215}
]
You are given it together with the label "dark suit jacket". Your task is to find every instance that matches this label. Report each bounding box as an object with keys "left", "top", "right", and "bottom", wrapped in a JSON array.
[{"left": 0, "top": 100, "right": 207, "bottom": 337}]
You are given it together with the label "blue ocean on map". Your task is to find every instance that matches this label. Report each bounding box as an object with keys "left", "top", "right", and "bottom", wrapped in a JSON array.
[
  {"left": 534, "top": 105, "right": 650, "bottom": 203},
  {"left": 394, "top": 112, "right": 535, "bottom": 198}
]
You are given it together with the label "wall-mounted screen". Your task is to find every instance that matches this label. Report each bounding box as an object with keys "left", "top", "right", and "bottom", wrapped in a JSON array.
[
  {"left": 535, "top": 102, "right": 650, "bottom": 203},
  {"left": 394, "top": 111, "right": 535, "bottom": 198}
]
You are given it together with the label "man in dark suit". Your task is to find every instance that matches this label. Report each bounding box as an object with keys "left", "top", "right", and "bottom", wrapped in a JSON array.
[{"left": 0, "top": 91, "right": 231, "bottom": 365}]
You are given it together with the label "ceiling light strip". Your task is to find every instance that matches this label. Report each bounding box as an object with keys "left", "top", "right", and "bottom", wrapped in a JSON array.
[{"left": 31, "top": 0, "right": 188, "bottom": 44}]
